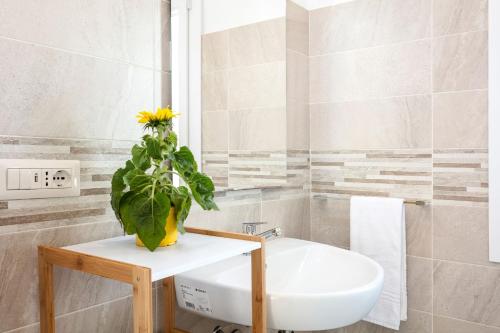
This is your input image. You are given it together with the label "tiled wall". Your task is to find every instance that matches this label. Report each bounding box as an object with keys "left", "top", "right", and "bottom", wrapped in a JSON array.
[{"left": 309, "top": 0, "right": 495, "bottom": 332}]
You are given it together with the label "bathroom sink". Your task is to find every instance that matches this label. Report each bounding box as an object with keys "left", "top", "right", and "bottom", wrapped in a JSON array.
[{"left": 175, "top": 238, "right": 384, "bottom": 331}]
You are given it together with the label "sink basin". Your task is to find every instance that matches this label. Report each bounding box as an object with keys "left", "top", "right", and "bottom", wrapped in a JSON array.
[{"left": 175, "top": 238, "right": 383, "bottom": 331}]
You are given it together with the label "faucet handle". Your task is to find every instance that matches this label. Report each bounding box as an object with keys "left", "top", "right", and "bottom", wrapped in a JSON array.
[{"left": 241, "top": 221, "right": 267, "bottom": 235}]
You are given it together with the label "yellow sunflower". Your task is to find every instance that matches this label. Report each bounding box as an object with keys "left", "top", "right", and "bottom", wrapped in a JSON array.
[{"left": 136, "top": 107, "right": 180, "bottom": 125}]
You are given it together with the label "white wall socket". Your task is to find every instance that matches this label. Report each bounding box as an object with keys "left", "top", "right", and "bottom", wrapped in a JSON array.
[{"left": 0, "top": 159, "right": 80, "bottom": 200}]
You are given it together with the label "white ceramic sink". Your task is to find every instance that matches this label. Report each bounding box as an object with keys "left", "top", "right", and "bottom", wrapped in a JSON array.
[{"left": 175, "top": 238, "right": 383, "bottom": 331}]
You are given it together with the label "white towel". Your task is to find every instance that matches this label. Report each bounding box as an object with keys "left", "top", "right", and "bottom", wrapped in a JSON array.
[{"left": 350, "top": 196, "right": 407, "bottom": 330}]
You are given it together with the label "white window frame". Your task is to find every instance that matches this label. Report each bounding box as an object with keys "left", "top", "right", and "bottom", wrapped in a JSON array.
[
  {"left": 489, "top": 0, "right": 500, "bottom": 262},
  {"left": 171, "top": 0, "right": 202, "bottom": 166}
]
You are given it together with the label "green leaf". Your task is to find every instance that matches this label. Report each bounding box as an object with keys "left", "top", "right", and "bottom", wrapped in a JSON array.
[
  {"left": 120, "top": 191, "right": 170, "bottom": 251},
  {"left": 123, "top": 169, "right": 152, "bottom": 192},
  {"left": 166, "top": 131, "right": 177, "bottom": 148},
  {"left": 172, "top": 146, "right": 197, "bottom": 179},
  {"left": 145, "top": 136, "right": 162, "bottom": 160},
  {"left": 170, "top": 186, "right": 192, "bottom": 233},
  {"left": 110, "top": 160, "right": 134, "bottom": 223},
  {"left": 131, "top": 144, "right": 151, "bottom": 170},
  {"left": 118, "top": 191, "right": 138, "bottom": 235},
  {"left": 187, "top": 172, "right": 218, "bottom": 211}
]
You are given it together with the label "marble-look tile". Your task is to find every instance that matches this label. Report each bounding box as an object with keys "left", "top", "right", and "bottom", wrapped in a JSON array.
[
  {"left": 405, "top": 204, "right": 432, "bottom": 258},
  {"left": 0, "top": 0, "right": 154, "bottom": 68},
  {"left": 228, "top": 62, "right": 286, "bottom": 110},
  {"left": 309, "top": 40, "right": 431, "bottom": 103},
  {"left": 154, "top": 0, "right": 171, "bottom": 72},
  {"left": 155, "top": 70, "right": 172, "bottom": 110},
  {"left": 202, "top": 70, "right": 228, "bottom": 111},
  {"left": 434, "top": 260, "right": 500, "bottom": 327},
  {"left": 407, "top": 256, "right": 432, "bottom": 312},
  {"left": 434, "top": 315, "right": 500, "bottom": 333},
  {"left": 309, "top": 0, "right": 431, "bottom": 55},
  {"left": 0, "top": 38, "right": 154, "bottom": 141},
  {"left": 228, "top": 108, "right": 286, "bottom": 151},
  {"left": 0, "top": 221, "right": 128, "bottom": 332},
  {"left": 262, "top": 197, "right": 310, "bottom": 239},
  {"left": 202, "top": 111, "right": 228, "bottom": 151},
  {"left": 433, "top": 90, "right": 488, "bottom": 149},
  {"left": 286, "top": 0, "right": 309, "bottom": 55},
  {"left": 310, "top": 95, "right": 432, "bottom": 150},
  {"left": 433, "top": 30, "right": 488, "bottom": 92},
  {"left": 286, "top": 100, "right": 309, "bottom": 150},
  {"left": 287, "top": 50, "right": 309, "bottom": 105},
  {"left": 433, "top": 205, "right": 495, "bottom": 266},
  {"left": 433, "top": 0, "right": 488, "bottom": 37},
  {"left": 228, "top": 18, "right": 286, "bottom": 68},
  {"left": 338, "top": 309, "right": 432, "bottom": 333},
  {"left": 202, "top": 30, "right": 229, "bottom": 72},
  {"left": 310, "top": 197, "right": 350, "bottom": 248}
]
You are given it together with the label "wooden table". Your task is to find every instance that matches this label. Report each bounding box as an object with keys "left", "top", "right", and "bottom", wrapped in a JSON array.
[{"left": 38, "top": 227, "right": 266, "bottom": 333}]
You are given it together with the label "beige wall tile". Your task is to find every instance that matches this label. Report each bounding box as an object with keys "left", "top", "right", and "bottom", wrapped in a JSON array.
[
  {"left": 202, "top": 111, "right": 228, "bottom": 151},
  {"left": 310, "top": 198, "right": 350, "bottom": 248},
  {"left": 228, "top": 107, "right": 286, "bottom": 151},
  {"left": 286, "top": 0, "right": 309, "bottom": 55},
  {"left": 309, "top": 0, "right": 431, "bottom": 56},
  {"left": 433, "top": 205, "right": 496, "bottom": 266},
  {"left": 433, "top": 30, "right": 488, "bottom": 92},
  {"left": 0, "top": 0, "right": 154, "bottom": 68},
  {"left": 287, "top": 50, "right": 309, "bottom": 105},
  {"left": 202, "top": 70, "right": 228, "bottom": 111},
  {"left": 309, "top": 40, "right": 431, "bottom": 103},
  {"left": 310, "top": 95, "right": 432, "bottom": 150},
  {"left": 433, "top": 0, "right": 488, "bottom": 37},
  {"left": 154, "top": 71, "right": 172, "bottom": 110},
  {"left": 0, "top": 221, "right": 127, "bottom": 332},
  {"left": 434, "top": 260, "right": 500, "bottom": 327},
  {"left": 340, "top": 309, "right": 432, "bottom": 333},
  {"left": 228, "top": 18, "right": 286, "bottom": 68},
  {"left": 434, "top": 316, "right": 500, "bottom": 333},
  {"left": 433, "top": 90, "right": 488, "bottom": 149},
  {"left": 155, "top": 0, "right": 171, "bottom": 72},
  {"left": 406, "top": 204, "right": 432, "bottom": 258},
  {"left": 202, "top": 30, "right": 229, "bottom": 72},
  {"left": 0, "top": 38, "right": 154, "bottom": 141},
  {"left": 286, "top": 101, "right": 309, "bottom": 150},
  {"left": 228, "top": 62, "right": 286, "bottom": 110},
  {"left": 185, "top": 203, "right": 261, "bottom": 233},
  {"left": 262, "top": 197, "right": 310, "bottom": 239},
  {"left": 407, "top": 256, "right": 433, "bottom": 312}
]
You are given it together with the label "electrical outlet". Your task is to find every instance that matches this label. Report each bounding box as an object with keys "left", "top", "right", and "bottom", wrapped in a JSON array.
[{"left": 0, "top": 160, "right": 80, "bottom": 200}]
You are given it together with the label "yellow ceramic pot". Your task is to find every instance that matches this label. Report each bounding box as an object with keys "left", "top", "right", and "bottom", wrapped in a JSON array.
[{"left": 135, "top": 207, "right": 178, "bottom": 247}]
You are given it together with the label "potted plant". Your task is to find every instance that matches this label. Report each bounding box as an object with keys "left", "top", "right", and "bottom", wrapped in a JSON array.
[{"left": 110, "top": 107, "right": 218, "bottom": 251}]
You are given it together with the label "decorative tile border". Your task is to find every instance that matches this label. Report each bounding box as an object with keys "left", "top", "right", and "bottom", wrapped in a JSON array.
[
  {"left": 287, "top": 150, "right": 310, "bottom": 188},
  {"left": 433, "top": 149, "right": 488, "bottom": 207},
  {"left": 202, "top": 151, "right": 228, "bottom": 189},
  {"left": 228, "top": 151, "right": 288, "bottom": 188},
  {"left": 311, "top": 150, "right": 433, "bottom": 201}
]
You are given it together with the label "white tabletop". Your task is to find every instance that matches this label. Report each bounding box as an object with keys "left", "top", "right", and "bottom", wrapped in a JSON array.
[{"left": 63, "top": 233, "right": 261, "bottom": 281}]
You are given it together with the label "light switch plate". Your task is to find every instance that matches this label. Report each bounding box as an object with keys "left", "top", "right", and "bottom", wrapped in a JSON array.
[{"left": 0, "top": 159, "right": 80, "bottom": 200}]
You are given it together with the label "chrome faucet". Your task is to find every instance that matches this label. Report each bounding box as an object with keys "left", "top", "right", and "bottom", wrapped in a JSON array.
[{"left": 242, "top": 222, "right": 282, "bottom": 240}]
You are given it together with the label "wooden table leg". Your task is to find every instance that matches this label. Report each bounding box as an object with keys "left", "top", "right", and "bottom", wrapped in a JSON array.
[
  {"left": 39, "top": 247, "right": 55, "bottom": 333},
  {"left": 132, "top": 266, "right": 153, "bottom": 333},
  {"left": 163, "top": 276, "right": 175, "bottom": 333},
  {"left": 251, "top": 246, "right": 266, "bottom": 333}
]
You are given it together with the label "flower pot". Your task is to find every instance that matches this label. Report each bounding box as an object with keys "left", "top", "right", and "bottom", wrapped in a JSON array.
[{"left": 135, "top": 207, "right": 178, "bottom": 247}]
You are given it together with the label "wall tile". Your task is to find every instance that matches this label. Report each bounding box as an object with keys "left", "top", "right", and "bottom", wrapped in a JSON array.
[
  {"left": 310, "top": 96, "right": 432, "bottom": 150},
  {"left": 434, "top": 260, "right": 500, "bottom": 327},
  {"left": 202, "top": 151, "right": 228, "bottom": 189},
  {"left": 202, "top": 70, "right": 228, "bottom": 111},
  {"left": 286, "top": 0, "right": 309, "bottom": 55},
  {"left": 406, "top": 204, "right": 432, "bottom": 258},
  {"left": 0, "top": 38, "right": 154, "bottom": 141},
  {"left": 286, "top": 101, "right": 310, "bottom": 150},
  {"left": 407, "top": 256, "right": 433, "bottom": 312},
  {"left": 0, "top": 0, "right": 155, "bottom": 67},
  {"left": 228, "top": 18, "right": 286, "bottom": 68},
  {"left": 228, "top": 62, "right": 286, "bottom": 110},
  {"left": 309, "top": 0, "right": 431, "bottom": 55},
  {"left": 433, "top": 90, "right": 488, "bottom": 149},
  {"left": 434, "top": 315, "right": 500, "bottom": 333},
  {"left": 339, "top": 309, "right": 432, "bottom": 333},
  {"left": 202, "top": 111, "right": 228, "bottom": 151},
  {"left": 310, "top": 197, "right": 350, "bottom": 248},
  {"left": 433, "top": 205, "right": 496, "bottom": 266},
  {"left": 287, "top": 50, "right": 309, "bottom": 105},
  {"left": 433, "top": 30, "right": 488, "bottom": 92},
  {"left": 309, "top": 40, "right": 431, "bottom": 103},
  {"left": 433, "top": 0, "right": 488, "bottom": 37},
  {"left": 154, "top": 0, "right": 171, "bottom": 72},
  {"left": 262, "top": 197, "right": 310, "bottom": 239},
  {"left": 228, "top": 108, "right": 286, "bottom": 151},
  {"left": 228, "top": 151, "right": 287, "bottom": 188},
  {"left": 202, "top": 30, "right": 229, "bottom": 72}
]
